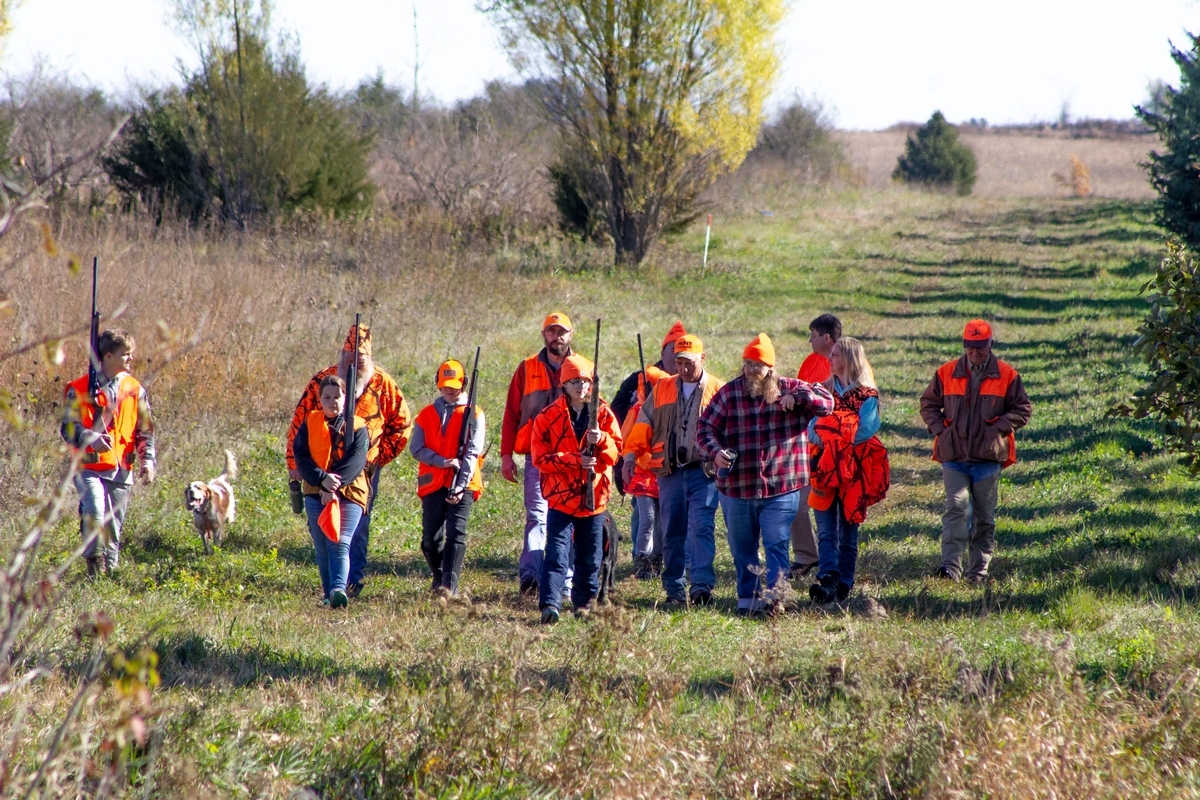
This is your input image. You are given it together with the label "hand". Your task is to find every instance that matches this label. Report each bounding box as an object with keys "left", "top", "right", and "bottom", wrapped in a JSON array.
[
  {"left": 321, "top": 473, "right": 342, "bottom": 491},
  {"left": 139, "top": 463, "right": 156, "bottom": 484},
  {"left": 287, "top": 468, "right": 302, "bottom": 481},
  {"left": 621, "top": 460, "right": 635, "bottom": 486},
  {"left": 714, "top": 450, "right": 733, "bottom": 470},
  {"left": 780, "top": 394, "right": 796, "bottom": 411},
  {"left": 444, "top": 458, "right": 462, "bottom": 472},
  {"left": 586, "top": 428, "right": 602, "bottom": 445},
  {"left": 90, "top": 433, "right": 113, "bottom": 453},
  {"left": 447, "top": 491, "right": 464, "bottom": 505},
  {"left": 319, "top": 490, "right": 335, "bottom": 505},
  {"left": 501, "top": 454, "right": 519, "bottom": 483},
  {"left": 580, "top": 455, "right": 597, "bottom": 470}
]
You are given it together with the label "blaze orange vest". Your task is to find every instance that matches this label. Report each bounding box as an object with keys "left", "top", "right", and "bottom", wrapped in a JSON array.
[
  {"left": 624, "top": 373, "right": 724, "bottom": 477},
  {"left": 414, "top": 403, "right": 485, "bottom": 500},
  {"left": 513, "top": 355, "right": 560, "bottom": 455},
  {"left": 65, "top": 375, "right": 142, "bottom": 471},
  {"left": 304, "top": 410, "right": 371, "bottom": 507},
  {"left": 933, "top": 359, "right": 1018, "bottom": 468}
]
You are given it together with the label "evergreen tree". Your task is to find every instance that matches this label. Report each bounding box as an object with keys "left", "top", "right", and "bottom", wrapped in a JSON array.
[
  {"left": 892, "top": 111, "right": 977, "bottom": 196},
  {"left": 1137, "top": 33, "right": 1200, "bottom": 250}
]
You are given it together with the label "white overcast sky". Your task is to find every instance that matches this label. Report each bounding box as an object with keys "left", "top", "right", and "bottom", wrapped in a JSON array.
[{"left": 4, "top": 0, "right": 1197, "bottom": 130}]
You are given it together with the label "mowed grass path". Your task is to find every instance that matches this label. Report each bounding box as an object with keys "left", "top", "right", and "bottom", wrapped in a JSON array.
[{"left": 24, "top": 193, "right": 1200, "bottom": 797}]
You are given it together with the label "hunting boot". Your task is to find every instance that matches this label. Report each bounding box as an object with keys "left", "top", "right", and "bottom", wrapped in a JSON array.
[{"left": 85, "top": 556, "right": 105, "bottom": 578}]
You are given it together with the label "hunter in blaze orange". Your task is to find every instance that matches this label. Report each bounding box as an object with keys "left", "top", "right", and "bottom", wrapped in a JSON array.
[
  {"left": 501, "top": 311, "right": 575, "bottom": 595},
  {"left": 411, "top": 359, "right": 487, "bottom": 596},
  {"left": 61, "top": 328, "right": 156, "bottom": 577},
  {"left": 919, "top": 319, "right": 1032, "bottom": 583},
  {"left": 610, "top": 321, "right": 687, "bottom": 581},
  {"left": 285, "top": 324, "right": 413, "bottom": 598},
  {"left": 622, "top": 333, "right": 725, "bottom": 608},
  {"left": 531, "top": 354, "right": 622, "bottom": 622}
]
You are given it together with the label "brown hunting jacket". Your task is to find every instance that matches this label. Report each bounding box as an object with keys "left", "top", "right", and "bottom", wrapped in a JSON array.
[{"left": 919, "top": 353, "right": 1032, "bottom": 466}]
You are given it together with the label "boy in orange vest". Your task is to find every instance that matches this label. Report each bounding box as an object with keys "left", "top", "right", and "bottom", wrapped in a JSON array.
[
  {"left": 61, "top": 328, "right": 156, "bottom": 577},
  {"left": 410, "top": 360, "right": 487, "bottom": 596},
  {"left": 531, "top": 354, "right": 622, "bottom": 623}
]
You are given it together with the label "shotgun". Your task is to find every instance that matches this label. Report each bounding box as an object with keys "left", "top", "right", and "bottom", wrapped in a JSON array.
[
  {"left": 87, "top": 257, "right": 102, "bottom": 402},
  {"left": 636, "top": 333, "right": 648, "bottom": 403},
  {"left": 452, "top": 346, "right": 481, "bottom": 493},
  {"left": 344, "top": 313, "right": 360, "bottom": 436},
  {"left": 583, "top": 318, "right": 602, "bottom": 512}
]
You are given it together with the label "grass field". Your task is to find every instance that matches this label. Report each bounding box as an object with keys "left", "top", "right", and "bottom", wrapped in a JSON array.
[{"left": 7, "top": 189, "right": 1200, "bottom": 798}]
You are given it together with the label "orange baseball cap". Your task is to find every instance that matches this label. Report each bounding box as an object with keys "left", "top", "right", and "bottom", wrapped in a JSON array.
[
  {"left": 436, "top": 360, "right": 466, "bottom": 389},
  {"left": 963, "top": 319, "right": 993, "bottom": 348},
  {"left": 742, "top": 332, "right": 776, "bottom": 368},
  {"left": 542, "top": 312, "right": 573, "bottom": 332},
  {"left": 342, "top": 323, "right": 372, "bottom": 355},
  {"left": 673, "top": 334, "right": 703, "bottom": 361},
  {"left": 559, "top": 354, "right": 595, "bottom": 383},
  {"left": 661, "top": 321, "right": 687, "bottom": 349}
]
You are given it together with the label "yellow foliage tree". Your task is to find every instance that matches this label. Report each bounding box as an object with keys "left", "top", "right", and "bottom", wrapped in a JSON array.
[{"left": 487, "top": 0, "right": 783, "bottom": 264}]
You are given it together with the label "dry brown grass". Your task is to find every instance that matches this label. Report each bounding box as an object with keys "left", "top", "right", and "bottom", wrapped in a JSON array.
[{"left": 839, "top": 129, "right": 1155, "bottom": 199}]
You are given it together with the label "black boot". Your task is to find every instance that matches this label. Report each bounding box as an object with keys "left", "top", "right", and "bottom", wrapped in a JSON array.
[{"left": 809, "top": 574, "right": 838, "bottom": 605}]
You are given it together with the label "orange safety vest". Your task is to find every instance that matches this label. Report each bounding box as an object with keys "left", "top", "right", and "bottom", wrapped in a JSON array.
[
  {"left": 513, "top": 355, "right": 561, "bottom": 455},
  {"left": 932, "top": 359, "right": 1018, "bottom": 468},
  {"left": 65, "top": 375, "right": 142, "bottom": 471},
  {"left": 304, "top": 410, "right": 371, "bottom": 507},
  {"left": 620, "top": 366, "right": 670, "bottom": 497},
  {"left": 624, "top": 373, "right": 724, "bottom": 477},
  {"left": 414, "top": 403, "right": 485, "bottom": 500}
]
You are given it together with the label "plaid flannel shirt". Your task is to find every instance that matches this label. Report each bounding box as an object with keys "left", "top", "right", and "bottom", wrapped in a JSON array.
[{"left": 696, "top": 375, "right": 835, "bottom": 499}]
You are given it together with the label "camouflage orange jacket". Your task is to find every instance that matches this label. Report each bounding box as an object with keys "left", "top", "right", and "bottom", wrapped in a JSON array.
[
  {"left": 286, "top": 366, "right": 413, "bottom": 471},
  {"left": 531, "top": 395, "right": 622, "bottom": 517}
]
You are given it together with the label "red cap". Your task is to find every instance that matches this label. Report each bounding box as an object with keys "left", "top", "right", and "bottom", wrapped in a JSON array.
[{"left": 963, "top": 319, "right": 993, "bottom": 348}]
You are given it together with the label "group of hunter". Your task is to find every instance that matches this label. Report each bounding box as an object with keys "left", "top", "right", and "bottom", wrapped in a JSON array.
[{"left": 62, "top": 312, "right": 1032, "bottom": 621}]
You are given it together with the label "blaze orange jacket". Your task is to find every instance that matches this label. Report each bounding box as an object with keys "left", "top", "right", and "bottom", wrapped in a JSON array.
[
  {"left": 286, "top": 366, "right": 412, "bottom": 471},
  {"left": 502, "top": 349, "right": 568, "bottom": 457},
  {"left": 531, "top": 395, "right": 622, "bottom": 516}
]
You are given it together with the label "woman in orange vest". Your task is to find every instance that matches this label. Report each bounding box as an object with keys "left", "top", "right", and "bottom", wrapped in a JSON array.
[
  {"left": 531, "top": 354, "right": 622, "bottom": 624},
  {"left": 60, "top": 328, "right": 156, "bottom": 577},
  {"left": 410, "top": 360, "right": 486, "bottom": 597},
  {"left": 293, "top": 375, "right": 370, "bottom": 609}
]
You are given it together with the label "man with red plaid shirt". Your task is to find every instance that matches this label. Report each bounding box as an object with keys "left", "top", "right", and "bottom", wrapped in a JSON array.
[{"left": 697, "top": 333, "right": 834, "bottom": 616}]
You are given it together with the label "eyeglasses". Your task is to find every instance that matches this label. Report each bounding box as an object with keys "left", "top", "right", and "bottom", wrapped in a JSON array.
[{"left": 742, "top": 360, "right": 769, "bottom": 372}]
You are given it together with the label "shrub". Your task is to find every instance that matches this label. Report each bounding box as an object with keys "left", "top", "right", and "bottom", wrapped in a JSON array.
[
  {"left": 892, "top": 111, "right": 977, "bottom": 196},
  {"left": 1053, "top": 154, "right": 1093, "bottom": 197},
  {"left": 1112, "top": 240, "right": 1200, "bottom": 472},
  {"left": 1137, "top": 33, "right": 1200, "bottom": 250},
  {"left": 747, "top": 95, "right": 844, "bottom": 182},
  {"left": 104, "top": 29, "right": 373, "bottom": 225}
]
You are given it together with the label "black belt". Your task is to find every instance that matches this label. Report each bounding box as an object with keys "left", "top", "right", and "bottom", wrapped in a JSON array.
[{"left": 677, "top": 461, "right": 703, "bottom": 471}]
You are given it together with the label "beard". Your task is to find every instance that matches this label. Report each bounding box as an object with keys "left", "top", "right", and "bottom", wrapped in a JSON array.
[
  {"left": 547, "top": 340, "right": 571, "bottom": 357},
  {"left": 745, "top": 370, "right": 780, "bottom": 404}
]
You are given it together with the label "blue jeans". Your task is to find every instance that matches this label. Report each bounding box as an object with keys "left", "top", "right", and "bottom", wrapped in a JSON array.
[
  {"left": 632, "top": 495, "right": 662, "bottom": 558},
  {"left": 347, "top": 467, "right": 381, "bottom": 590},
  {"left": 520, "top": 454, "right": 573, "bottom": 589},
  {"left": 659, "top": 468, "right": 718, "bottom": 601},
  {"left": 540, "top": 509, "right": 604, "bottom": 611},
  {"left": 305, "top": 495, "right": 364, "bottom": 598},
  {"left": 74, "top": 471, "right": 131, "bottom": 568},
  {"left": 720, "top": 491, "right": 800, "bottom": 611},
  {"left": 814, "top": 498, "right": 860, "bottom": 591}
]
